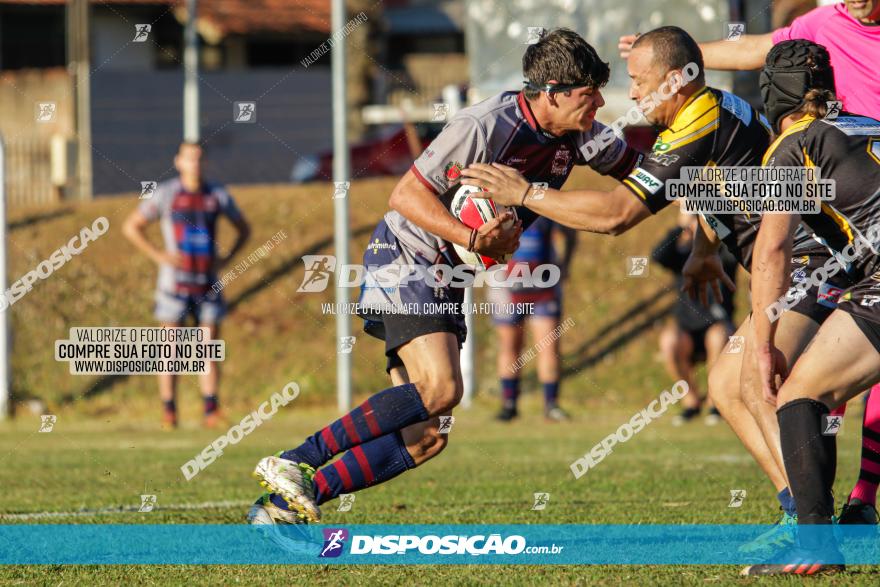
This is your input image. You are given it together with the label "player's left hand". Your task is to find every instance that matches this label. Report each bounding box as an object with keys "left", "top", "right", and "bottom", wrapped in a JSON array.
[
  {"left": 756, "top": 342, "right": 788, "bottom": 406},
  {"left": 681, "top": 251, "right": 736, "bottom": 307},
  {"left": 461, "top": 163, "right": 529, "bottom": 207}
]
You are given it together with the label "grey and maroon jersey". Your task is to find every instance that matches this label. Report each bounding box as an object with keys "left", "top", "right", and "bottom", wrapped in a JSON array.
[{"left": 384, "top": 91, "right": 641, "bottom": 263}]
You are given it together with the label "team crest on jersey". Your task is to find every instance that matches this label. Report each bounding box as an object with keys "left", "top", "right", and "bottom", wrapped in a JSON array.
[
  {"left": 653, "top": 140, "right": 671, "bottom": 152},
  {"left": 445, "top": 161, "right": 463, "bottom": 181},
  {"left": 551, "top": 148, "right": 572, "bottom": 176}
]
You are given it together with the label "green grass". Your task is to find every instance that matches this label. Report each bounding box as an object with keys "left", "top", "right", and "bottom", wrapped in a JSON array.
[
  {"left": 1, "top": 399, "right": 877, "bottom": 584},
  {"left": 1, "top": 176, "right": 878, "bottom": 583}
]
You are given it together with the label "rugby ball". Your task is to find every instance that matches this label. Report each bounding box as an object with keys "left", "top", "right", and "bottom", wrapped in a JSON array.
[{"left": 449, "top": 184, "right": 518, "bottom": 270}]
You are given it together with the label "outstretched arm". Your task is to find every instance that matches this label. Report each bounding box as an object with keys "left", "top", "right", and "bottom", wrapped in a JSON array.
[
  {"left": 461, "top": 163, "right": 650, "bottom": 235},
  {"left": 619, "top": 32, "right": 774, "bottom": 70}
]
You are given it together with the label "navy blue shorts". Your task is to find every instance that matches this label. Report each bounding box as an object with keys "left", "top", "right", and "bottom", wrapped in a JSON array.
[{"left": 357, "top": 220, "right": 465, "bottom": 372}]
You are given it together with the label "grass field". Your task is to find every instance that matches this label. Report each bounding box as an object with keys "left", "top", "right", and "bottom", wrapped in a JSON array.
[{"left": 1, "top": 174, "right": 878, "bottom": 584}]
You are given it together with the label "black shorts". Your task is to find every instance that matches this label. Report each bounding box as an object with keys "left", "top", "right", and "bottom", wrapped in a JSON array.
[
  {"left": 835, "top": 273, "right": 880, "bottom": 353},
  {"left": 787, "top": 254, "right": 853, "bottom": 324},
  {"left": 357, "top": 220, "right": 466, "bottom": 373}
]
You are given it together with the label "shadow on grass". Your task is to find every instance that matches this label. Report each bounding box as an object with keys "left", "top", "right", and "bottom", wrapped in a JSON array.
[
  {"left": 226, "top": 222, "right": 375, "bottom": 312},
  {"left": 562, "top": 286, "right": 675, "bottom": 378},
  {"left": 9, "top": 207, "right": 74, "bottom": 231}
]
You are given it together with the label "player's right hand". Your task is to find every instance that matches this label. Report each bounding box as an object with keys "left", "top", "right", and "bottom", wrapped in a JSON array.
[
  {"left": 618, "top": 34, "right": 639, "bottom": 59},
  {"left": 473, "top": 212, "right": 522, "bottom": 259}
]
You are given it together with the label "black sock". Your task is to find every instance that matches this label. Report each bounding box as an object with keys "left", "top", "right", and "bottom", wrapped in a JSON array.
[
  {"left": 777, "top": 398, "right": 837, "bottom": 525},
  {"left": 163, "top": 399, "right": 176, "bottom": 414},
  {"left": 203, "top": 394, "right": 218, "bottom": 415}
]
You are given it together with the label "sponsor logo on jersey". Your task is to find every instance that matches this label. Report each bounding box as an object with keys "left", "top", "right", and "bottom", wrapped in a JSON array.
[
  {"left": 791, "top": 267, "right": 808, "bottom": 284},
  {"left": 817, "top": 283, "right": 843, "bottom": 308},
  {"left": 630, "top": 169, "right": 662, "bottom": 194},
  {"left": 368, "top": 238, "right": 397, "bottom": 255},
  {"left": 648, "top": 152, "right": 680, "bottom": 167}
]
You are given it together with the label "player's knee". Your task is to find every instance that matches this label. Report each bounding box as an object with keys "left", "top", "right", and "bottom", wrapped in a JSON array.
[
  {"left": 708, "top": 367, "right": 736, "bottom": 407},
  {"left": 416, "top": 376, "right": 462, "bottom": 414}
]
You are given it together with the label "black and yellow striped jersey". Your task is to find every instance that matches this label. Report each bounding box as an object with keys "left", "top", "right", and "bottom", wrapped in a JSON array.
[
  {"left": 763, "top": 113, "right": 880, "bottom": 276},
  {"left": 621, "top": 86, "right": 822, "bottom": 271}
]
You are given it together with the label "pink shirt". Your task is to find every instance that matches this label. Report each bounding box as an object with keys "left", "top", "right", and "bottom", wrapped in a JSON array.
[{"left": 773, "top": 3, "right": 880, "bottom": 119}]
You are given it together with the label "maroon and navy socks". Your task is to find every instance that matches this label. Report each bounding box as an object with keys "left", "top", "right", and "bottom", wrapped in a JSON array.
[{"left": 501, "top": 378, "right": 560, "bottom": 410}]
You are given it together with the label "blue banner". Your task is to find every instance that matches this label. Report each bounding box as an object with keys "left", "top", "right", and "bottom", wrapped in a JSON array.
[{"left": 1, "top": 525, "right": 878, "bottom": 565}]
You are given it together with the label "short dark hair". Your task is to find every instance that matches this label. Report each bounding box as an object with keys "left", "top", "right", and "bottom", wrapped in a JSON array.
[
  {"left": 632, "top": 26, "right": 705, "bottom": 85},
  {"left": 522, "top": 28, "right": 610, "bottom": 100}
]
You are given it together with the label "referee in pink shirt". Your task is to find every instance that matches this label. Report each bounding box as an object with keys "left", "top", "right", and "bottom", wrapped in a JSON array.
[{"left": 620, "top": 0, "right": 880, "bottom": 119}]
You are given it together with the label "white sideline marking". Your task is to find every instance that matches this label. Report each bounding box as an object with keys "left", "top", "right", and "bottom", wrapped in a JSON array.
[{"left": 0, "top": 499, "right": 251, "bottom": 520}]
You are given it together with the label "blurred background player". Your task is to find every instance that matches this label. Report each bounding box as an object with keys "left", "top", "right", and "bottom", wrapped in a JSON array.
[
  {"left": 122, "top": 142, "right": 251, "bottom": 429},
  {"left": 652, "top": 213, "right": 737, "bottom": 426},
  {"left": 492, "top": 217, "right": 577, "bottom": 422}
]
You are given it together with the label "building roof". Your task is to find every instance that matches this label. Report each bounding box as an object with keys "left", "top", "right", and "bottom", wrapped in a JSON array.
[{"left": 1, "top": 0, "right": 332, "bottom": 35}]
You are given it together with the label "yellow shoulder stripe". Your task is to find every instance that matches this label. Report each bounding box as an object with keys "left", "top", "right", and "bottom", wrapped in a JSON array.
[
  {"left": 762, "top": 115, "right": 815, "bottom": 166},
  {"left": 656, "top": 89, "right": 720, "bottom": 152}
]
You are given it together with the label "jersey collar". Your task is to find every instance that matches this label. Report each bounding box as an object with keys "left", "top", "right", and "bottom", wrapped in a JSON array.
[{"left": 516, "top": 91, "right": 559, "bottom": 140}]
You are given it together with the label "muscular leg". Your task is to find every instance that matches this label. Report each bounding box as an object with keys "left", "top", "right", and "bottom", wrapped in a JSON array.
[
  {"left": 708, "top": 317, "right": 789, "bottom": 492},
  {"left": 777, "top": 311, "right": 880, "bottom": 525},
  {"left": 703, "top": 322, "right": 734, "bottom": 411},
  {"left": 740, "top": 310, "right": 820, "bottom": 483}
]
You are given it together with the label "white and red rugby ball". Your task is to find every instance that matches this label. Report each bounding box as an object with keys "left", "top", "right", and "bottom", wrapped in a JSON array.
[{"left": 449, "top": 184, "right": 518, "bottom": 270}]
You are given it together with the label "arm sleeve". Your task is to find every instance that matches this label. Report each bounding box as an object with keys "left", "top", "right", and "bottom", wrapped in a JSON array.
[
  {"left": 771, "top": 6, "right": 824, "bottom": 44},
  {"left": 621, "top": 131, "right": 715, "bottom": 214},
  {"left": 573, "top": 121, "right": 642, "bottom": 181},
  {"left": 212, "top": 184, "right": 244, "bottom": 222},
  {"left": 411, "top": 115, "right": 488, "bottom": 194}
]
